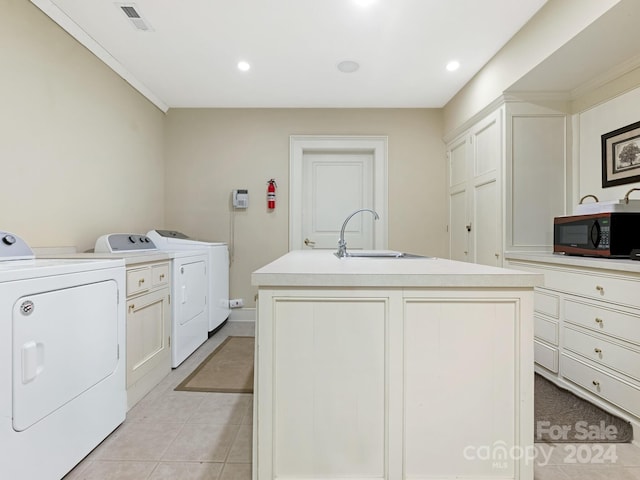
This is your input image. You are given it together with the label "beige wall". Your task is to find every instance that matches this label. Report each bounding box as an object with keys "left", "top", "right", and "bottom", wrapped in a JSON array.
[
  {"left": 574, "top": 83, "right": 640, "bottom": 209},
  {"left": 164, "top": 109, "right": 446, "bottom": 306},
  {"left": 3, "top": 1, "right": 445, "bottom": 310},
  {"left": 443, "top": 0, "right": 619, "bottom": 136},
  {"left": 1, "top": 0, "right": 165, "bottom": 252}
]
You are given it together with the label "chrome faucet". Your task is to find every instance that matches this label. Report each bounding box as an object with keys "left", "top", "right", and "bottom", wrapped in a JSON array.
[{"left": 335, "top": 208, "right": 380, "bottom": 258}]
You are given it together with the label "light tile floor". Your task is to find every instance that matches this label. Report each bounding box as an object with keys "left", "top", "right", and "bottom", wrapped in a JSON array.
[
  {"left": 63, "top": 320, "right": 640, "bottom": 480},
  {"left": 64, "top": 321, "right": 255, "bottom": 480},
  {"left": 534, "top": 441, "right": 640, "bottom": 479}
]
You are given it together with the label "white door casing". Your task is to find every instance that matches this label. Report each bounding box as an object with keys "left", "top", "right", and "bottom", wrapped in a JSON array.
[{"left": 290, "top": 136, "right": 388, "bottom": 251}]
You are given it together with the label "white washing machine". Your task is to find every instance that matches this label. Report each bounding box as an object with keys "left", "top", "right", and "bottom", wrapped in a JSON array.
[
  {"left": 147, "top": 230, "right": 230, "bottom": 332},
  {"left": 95, "top": 233, "right": 209, "bottom": 367},
  {"left": 0, "top": 231, "right": 126, "bottom": 480}
]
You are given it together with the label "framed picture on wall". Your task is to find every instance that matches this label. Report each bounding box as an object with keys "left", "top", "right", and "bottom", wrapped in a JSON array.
[{"left": 602, "top": 120, "right": 640, "bottom": 188}]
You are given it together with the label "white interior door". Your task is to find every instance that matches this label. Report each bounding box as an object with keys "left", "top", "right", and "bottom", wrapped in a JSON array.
[
  {"left": 302, "top": 151, "right": 374, "bottom": 250},
  {"left": 290, "top": 136, "right": 388, "bottom": 251}
]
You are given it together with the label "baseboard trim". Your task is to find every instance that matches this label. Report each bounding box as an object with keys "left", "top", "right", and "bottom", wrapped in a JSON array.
[{"left": 229, "top": 307, "right": 256, "bottom": 323}]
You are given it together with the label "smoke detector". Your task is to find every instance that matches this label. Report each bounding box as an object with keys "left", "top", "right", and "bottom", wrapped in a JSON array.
[{"left": 117, "top": 3, "right": 153, "bottom": 31}]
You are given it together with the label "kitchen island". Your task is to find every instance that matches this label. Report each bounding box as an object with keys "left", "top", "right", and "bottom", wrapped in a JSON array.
[{"left": 251, "top": 250, "right": 542, "bottom": 480}]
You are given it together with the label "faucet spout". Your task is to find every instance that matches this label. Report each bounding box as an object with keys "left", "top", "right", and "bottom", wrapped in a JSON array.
[{"left": 336, "top": 208, "right": 380, "bottom": 258}]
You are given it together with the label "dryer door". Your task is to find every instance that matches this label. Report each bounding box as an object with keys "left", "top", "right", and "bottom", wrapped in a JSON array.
[
  {"left": 12, "top": 280, "right": 119, "bottom": 431},
  {"left": 176, "top": 259, "right": 207, "bottom": 325}
]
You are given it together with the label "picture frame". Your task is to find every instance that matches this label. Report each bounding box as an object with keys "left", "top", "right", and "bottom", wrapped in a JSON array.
[{"left": 601, "top": 120, "right": 640, "bottom": 188}]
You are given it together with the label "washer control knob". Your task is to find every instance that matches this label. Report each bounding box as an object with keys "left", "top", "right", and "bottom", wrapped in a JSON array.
[{"left": 2, "top": 234, "right": 16, "bottom": 246}]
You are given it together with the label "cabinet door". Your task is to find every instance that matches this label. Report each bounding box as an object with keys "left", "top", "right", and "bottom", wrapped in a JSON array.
[
  {"left": 403, "top": 298, "right": 519, "bottom": 478},
  {"left": 126, "top": 288, "right": 171, "bottom": 389},
  {"left": 449, "top": 188, "right": 469, "bottom": 262},
  {"left": 474, "top": 177, "right": 499, "bottom": 266},
  {"left": 261, "top": 295, "right": 387, "bottom": 479},
  {"left": 448, "top": 136, "right": 470, "bottom": 262},
  {"left": 470, "top": 109, "right": 502, "bottom": 266}
]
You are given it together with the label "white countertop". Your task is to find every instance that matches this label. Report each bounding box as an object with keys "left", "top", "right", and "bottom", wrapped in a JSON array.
[
  {"left": 252, "top": 250, "right": 543, "bottom": 288},
  {"left": 505, "top": 252, "right": 640, "bottom": 274},
  {"left": 38, "top": 251, "right": 172, "bottom": 266}
]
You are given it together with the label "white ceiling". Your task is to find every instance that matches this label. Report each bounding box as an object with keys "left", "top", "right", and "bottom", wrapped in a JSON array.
[
  {"left": 507, "top": 0, "right": 640, "bottom": 95},
  {"left": 32, "top": 0, "right": 548, "bottom": 111}
]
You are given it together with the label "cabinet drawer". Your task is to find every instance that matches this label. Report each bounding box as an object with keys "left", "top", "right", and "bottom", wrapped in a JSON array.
[
  {"left": 564, "top": 327, "right": 640, "bottom": 382},
  {"left": 564, "top": 299, "right": 640, "bottom": 345},
  {"left": 561, "top": 353, "right": 640, "bottom": 418},
  {"left": 543, "top": 268, "right": 640, "bottom": 308},
  {"left": 534, "top": 315, "right": 558, "bottom": 345},
  {"left": 534, "top": 340, "right": 558, "bottom": 373},
  {"left": 151, "top": 263, "right": 169, "bottom": 287},
  {"left": 535, "top": 290, "right": 559, "bottom": 318},
  {"left": 126, "top": 267, "right": 152, "bottom": 296}
]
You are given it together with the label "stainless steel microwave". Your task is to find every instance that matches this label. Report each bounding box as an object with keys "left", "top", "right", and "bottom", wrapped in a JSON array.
[{"left": 554, "top": 212, "right": 640, "bottom": 257}]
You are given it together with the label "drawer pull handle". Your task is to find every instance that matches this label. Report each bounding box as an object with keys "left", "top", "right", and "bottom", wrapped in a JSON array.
[
  {"left": 595, "top": 285, "right": 604, "bottom": 293},
  {"left": 594, "top": 348, "right": 602, "bottom": 354},
  {"left": 592, "top": 380, "right": 600, "bottom": 387},
  {"left": 138, "top": 278, "right": 145, "bottom": 286},
  {"left": 159, "top": 274, "right": 165, "bottom": 280},
  {"left": 595, "top": 318, "right": 603, "bottom": 325},
  {"left": 128, "top": 304, "right": 135, "bottom": 312}
]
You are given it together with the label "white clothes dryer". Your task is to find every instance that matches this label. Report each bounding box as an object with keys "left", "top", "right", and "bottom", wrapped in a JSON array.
[
  {"left": 95, "top": 234, "right": 209, "bottom": 367},
  {"left": 0, "top": 231, "right": 126, "bottom": 480},
  {"left": 147, "top": 230, "right": 230, "bottom": 333}
]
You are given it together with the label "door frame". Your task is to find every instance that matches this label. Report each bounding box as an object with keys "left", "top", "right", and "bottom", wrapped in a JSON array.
[{"left": 289, "top": 135, "right": 388, "bottom": 251}]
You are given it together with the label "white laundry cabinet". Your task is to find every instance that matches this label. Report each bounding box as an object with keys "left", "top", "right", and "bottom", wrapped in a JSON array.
[{"left": 125, "top": 260, "right": 171, "bottom": 409}]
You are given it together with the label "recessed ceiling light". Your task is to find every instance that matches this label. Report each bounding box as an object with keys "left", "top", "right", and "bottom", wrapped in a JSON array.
[
  {"left": 337, "top": 60, "right": 360, "bottom": 73},
  {"left": 237, "top": 61, "right": 251, "bottom": 72},
  {"left": 353, "top": 0, "right": 376, "bottom": 6},
  {"left": 446, "top": 60, "right": 460, "bottom": 72}
]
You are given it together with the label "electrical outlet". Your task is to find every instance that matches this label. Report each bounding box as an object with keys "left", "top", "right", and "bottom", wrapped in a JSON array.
[{"left": 229, "top": 298, "right": 244, "bottom": 308}]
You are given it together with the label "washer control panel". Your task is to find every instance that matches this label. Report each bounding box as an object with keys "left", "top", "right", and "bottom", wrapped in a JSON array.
[
  {"left": 0, "top": 231, "right": 35, "bottom": 260},
  {"left": 94, "top": 233, "right": 158, "bottom": 253},
  {"left": 153, "top": 229, "right": 190, "bottom": 239}
]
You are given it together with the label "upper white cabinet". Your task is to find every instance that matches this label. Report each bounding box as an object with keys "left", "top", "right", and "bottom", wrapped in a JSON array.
[{"left": 447, "top": 99, "right": 568, "bottom": 266}]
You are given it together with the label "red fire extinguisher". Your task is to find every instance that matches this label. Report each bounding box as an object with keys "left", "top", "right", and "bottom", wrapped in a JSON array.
[{"left": 267, "top": 179, "right": 277, "bottom": 209}]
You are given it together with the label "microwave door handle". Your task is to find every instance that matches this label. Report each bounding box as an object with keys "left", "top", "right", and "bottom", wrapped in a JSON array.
[{"left": 590, "top": 221, "right": 601, "bottom": 247}]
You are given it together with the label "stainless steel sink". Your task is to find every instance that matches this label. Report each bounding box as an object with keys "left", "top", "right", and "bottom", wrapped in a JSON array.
[{"left": 336, "top": 250, "right": 429, "bottom": 259}]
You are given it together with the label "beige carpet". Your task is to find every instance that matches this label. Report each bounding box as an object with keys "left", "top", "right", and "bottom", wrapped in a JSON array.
[
  {"left": 175, "top": 336, "right": 254, "bottom": 393},
  {"left": 535, "top": 373, "right": 632, "bottom": 443}
]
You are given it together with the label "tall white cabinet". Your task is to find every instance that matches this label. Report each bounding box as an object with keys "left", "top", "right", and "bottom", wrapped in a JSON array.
[
  {"left": 447, "top": 108, "right": 502, "bottom": 266},
  {"left": 446, "top": 98, "right": 568, "bottom": 266}
]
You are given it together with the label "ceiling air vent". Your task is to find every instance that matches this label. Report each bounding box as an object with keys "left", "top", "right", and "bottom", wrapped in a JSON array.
[{"left": 117, "top": 3, "right": 153, "bottom": 31}]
